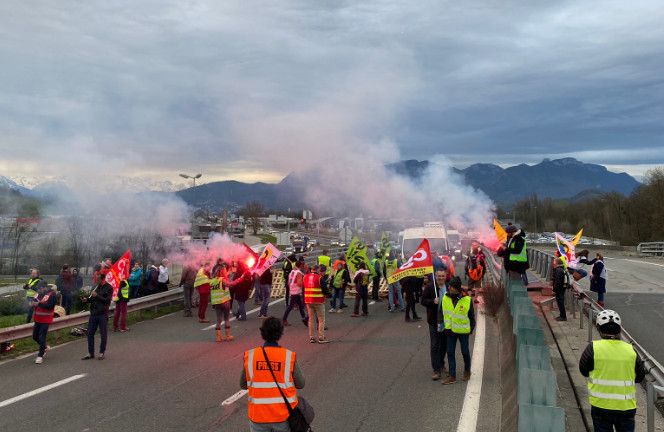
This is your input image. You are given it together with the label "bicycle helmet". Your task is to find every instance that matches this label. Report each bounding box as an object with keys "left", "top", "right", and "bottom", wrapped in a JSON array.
[{"left": 596, "top": 309, "right": 621, "bottom": 328}]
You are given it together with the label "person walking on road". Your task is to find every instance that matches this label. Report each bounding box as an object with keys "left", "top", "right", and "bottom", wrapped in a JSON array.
[
  {"left": 112, "top": 279, "right": 131, "bottom": 332},
  {"left": 257, "top": 267, "right": 273, "bottom": 318},
  {"left": 23, "top": 269, "right": 42, "bottom": 323},
  {"left": 552, "top": 257, "right": 568, "bottom": 321},
  {"left": 441, "top": 276, "right": 475, "bottom": 384},
  {"left": 81, "top": 273, "right": 112, "bottom": 360},
  {"left": 32, "top": 281, "right": 56, "bottom": 364},
  {"left": 282, "top": 261, "right": 308, "bottom": 327},
  {"left": 422, "top": 268, "right": 447, "bottom": 380},
  {"left": 401, "top": 273, "right": 422, "bottom": 323},
  {"left": 590, "top": 253, "right": 608, "bottom": 307},
  {"left": 351, "top": 262, "right": 370, "bottom": 317},
  {"left": 240, "top": 317, "right": 306, "bottom": 432},
  {"left": 194, "top": 262, "right": 213, "bottom": 323},
  {"left": 370, "top": 253, "right": 382, "bottom": 302},
  {"left": 329, "top": 261, "right": 350, "bottom": 313},
  {"left": 579, "top": 310, "right": 646, "bottom": 432},
  {"left": 179, "top": 263, "right": 197, "bottom": 317},
  {"left": 384, "top": 251, "right": 405, "bottom": 312},
  {"left": 304, "top": 265, "right": 329, "bottom": 343}
]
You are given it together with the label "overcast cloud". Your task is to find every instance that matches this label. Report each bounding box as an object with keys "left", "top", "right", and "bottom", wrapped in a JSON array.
[{"left": 1, "top": 0, "right": 663, "bottom": 185}]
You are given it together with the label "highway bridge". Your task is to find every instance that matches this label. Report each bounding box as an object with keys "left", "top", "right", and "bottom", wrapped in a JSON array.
[{"left": 0, "top": 242, "right": 663, "bottom": 431}]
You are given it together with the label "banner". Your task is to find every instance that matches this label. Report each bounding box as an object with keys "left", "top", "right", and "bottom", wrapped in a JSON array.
[
  {"left": 555, "top": 232, "right": 576, "bottom": 269},
  {"left": 387, "top": 239, "right": 434, "bottom": 284},
  {"left": 253, "top": 243, "right": 281, "bottom": 276},
  {"left": 346, "top": 236, "right": 371, "bottom": 275},
  {"left": 570, "top": 229, "right": 583, "bottom": 246},
  {"left": 494, "top": 219, "right": 507, "bottom": 244},
  {"left": 105, "top": 250, "right": 131, "bottom": 301},
  {"left": 379, "top": 232, "right": 391, "bottom": 259}
]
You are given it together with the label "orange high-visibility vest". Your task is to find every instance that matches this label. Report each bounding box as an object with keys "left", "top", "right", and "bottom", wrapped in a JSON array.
[
  {"left": 468, "top": 264, "right": 483, "bottom": 281},
  {"left": 244, "top": 347, "right": 298, "bottom": 423},
  {"left": 304, "top": 274, "right": 324, "bottom": 304}
]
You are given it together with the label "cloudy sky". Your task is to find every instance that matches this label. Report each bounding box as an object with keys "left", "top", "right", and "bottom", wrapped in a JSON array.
[{"left": 1, "top": 0, "right": 663, "bottom": 186}]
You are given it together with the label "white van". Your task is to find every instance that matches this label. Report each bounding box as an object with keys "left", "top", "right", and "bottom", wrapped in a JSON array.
[{"left": 401, "top": 222, "right": 449, "bottom": 258}]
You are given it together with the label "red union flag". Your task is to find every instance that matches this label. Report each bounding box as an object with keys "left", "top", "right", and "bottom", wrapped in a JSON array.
[
  {"left": 387, "top": 239, "right": 434, "bottom": 284},
  {"left": 105, "top": 250, "right": 131, "bottom": 300}
]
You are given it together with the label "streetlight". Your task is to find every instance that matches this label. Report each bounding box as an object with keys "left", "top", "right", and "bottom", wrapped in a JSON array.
[{"left": 179, "top": 173, "right": 202, "bottom": 188}]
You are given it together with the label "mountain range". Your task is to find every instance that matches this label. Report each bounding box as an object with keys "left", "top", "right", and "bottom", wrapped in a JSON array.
[{"left": 0, "top": 158, "right": 641, "bottom": 211}]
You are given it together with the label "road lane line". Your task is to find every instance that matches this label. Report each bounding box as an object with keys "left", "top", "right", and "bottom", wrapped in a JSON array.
[
  {"left": 457, "top": 307, "right": 485, "bottom": 432},
  {"left": 221, "top": 389, "right": 248, "bottom": 406},
  {"left": 606, "top": 257, "right": 664, "bottom": 268},
  {"left": 203, "top": 298, "right": 286, "bottom": 330},
  {"left": 0, "top": 374, "right": 87, "bottom": 408}
]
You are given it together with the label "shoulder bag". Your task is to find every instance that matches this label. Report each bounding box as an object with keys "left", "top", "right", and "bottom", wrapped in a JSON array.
[{"left": 261, "top": 347, "right": 314, "bottom": 432}]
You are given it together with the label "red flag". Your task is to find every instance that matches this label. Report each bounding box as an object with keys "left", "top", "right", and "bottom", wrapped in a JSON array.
[
  {"left": 387, "top": 239, "right": 434, "bottom": 284},
  {"left": 105, "top": 250, "right": 131, "bottom": 301}
]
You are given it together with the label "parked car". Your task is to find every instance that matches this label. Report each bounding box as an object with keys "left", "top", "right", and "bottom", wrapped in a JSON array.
[{"left": 330, "top": 240, "right": 340, "bottom": 247}]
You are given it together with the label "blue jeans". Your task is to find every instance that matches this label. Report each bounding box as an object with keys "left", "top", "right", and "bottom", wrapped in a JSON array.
[
  {"left": 283, "top": 294, "right": 307, "bottom": 321},
  {"left": 259, "top": 284, "right": 271, "bottom": 316},
  {"left": 598, "top": 291, "right": 605, "bottom": 303},
  {"left": 555, "top": 290, "right": 566, "bottom": 318},
  {"left": 388, "top": 282, "right": 405, "bottom": 310},
  {"left": 446, "top": 333, "right": 471, "bottom": 378},
  {"left": 331, "top": 288, "right": 345, "bottom": 310},
  {"left": 87, "top": 313, "right": 108, "bottom": 356},
  {"left": 61, "top": 291, "right": 73, "bottom": 315},
  {"left": 591, "top": 406, "right": 635, "bottom": 432},
  {"left": 429, "top": 324, "right": 447, "bottom": 373},
  {"left": 129, "top": 284, "right": 141, "bottom": 299},
  {"left": 236, "top": 301, "right": 246, "bottom": 320},
  {"left": 32, "top": 322, "right": 50, "bottom": 356}
]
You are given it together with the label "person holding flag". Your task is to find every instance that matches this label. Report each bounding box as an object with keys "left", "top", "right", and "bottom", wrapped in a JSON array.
[
  {"left": 421, "top": 267, "right": 448, "bottom": 380},
  {"left": 387, "top": 240, "right": 435, "bottom": 322},
  {"left": 81, "top": 272, "right": 113, "bottom": 360}
]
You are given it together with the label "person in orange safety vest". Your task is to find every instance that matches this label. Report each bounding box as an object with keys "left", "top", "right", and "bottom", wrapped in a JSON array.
[{"left": 241, "top": 317, "right": 305, "bottom": 431}]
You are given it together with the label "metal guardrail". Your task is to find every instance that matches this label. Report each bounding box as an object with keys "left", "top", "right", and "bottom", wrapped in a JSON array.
[
  {"left": 637, "top": 242, "right": 664, "bottom": 256},
  {"left": 528, "top": 248, "right": 664, "bottom": 429},
  {"left": 0, "top": 287, "right": 185, "bottom": 344}
]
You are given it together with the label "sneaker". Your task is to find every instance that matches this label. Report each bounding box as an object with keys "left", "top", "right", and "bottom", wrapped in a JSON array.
[
  {"left": 462, "top": 371, "right": 471, "bottom": 381},
  {"left": 555, "top": 316, "right": 567, "bottom": 322},
  {"left": 337, "top": 309, "right": 343, "bottom": 314},
  {"left": 401, "top": 308, "right": 406, "bottom": 312},
  {"left": 405, "top": 317, "right": 412, "bottom": 322},
  {"left": 98, "top": 353, "right": 105, "bottom": 360},
  {"left": 432, "top": 372, "right": 442, "bottom": 381},
  {"left": 310, "top": 337, "right": 316, "bottom": 343},
  {"left": 389, "top": 308, "right": 395, "bottom": 312},
  {"left": 283, "top": 321, "right": 291, "bottom": 326},
  {"left": 342, "top": 303, "right": 349, "bottom": 308},
  {"left": 361, "top": 312, "right": 368, "bottom": 316},
  {"left": 329, "top": 308, "right": 336, "bottom": 313},
  {"left": 351, "top": 313, "right": 359, "bottom": 317},
  {"left": 318, "top": 337, "right": 330, "bottom": 344},
  {"left": 82, "top": 354, "right": 95, "bottom": 360},
  {"left": 120, "top": 328, "right": 130, "bottom": 332},
  {"left": 260, "top": 315, "right": 268, "bottom": 319},
  {"left": 442, "top": 376, "right": 457, "bottom": 385},
  {"left": 35, "top": 356, "right": 43, "bottom": 364}
]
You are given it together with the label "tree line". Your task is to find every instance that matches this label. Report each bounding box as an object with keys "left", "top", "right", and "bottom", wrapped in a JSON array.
[{"left": 496, "top": 167, "right": 664, "bottom": 245}]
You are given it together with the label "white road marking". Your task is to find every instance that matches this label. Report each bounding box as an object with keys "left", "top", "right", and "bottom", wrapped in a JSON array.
[
  {"left": 457, "top": 308, "right": 485, "bottom": 432},
  {"left": 606, "top": 257, "right": 664, "bottom": 268},
  {"left": 0, "top": 374, "right": 87, "bottom": 408},
  {"left": 203, "top": 298, "right": 286, "bottom": 330},
  {"left": 221, "top": 389, "right": 248, "bottom": 406}
]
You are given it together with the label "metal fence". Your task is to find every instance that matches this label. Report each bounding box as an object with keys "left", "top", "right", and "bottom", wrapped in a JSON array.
[
  {"left": 637, "top": 242, "right": 664, "bottom": 256},
  {"left": 528, "top": 247, "right": 664, "bottom": 430}
]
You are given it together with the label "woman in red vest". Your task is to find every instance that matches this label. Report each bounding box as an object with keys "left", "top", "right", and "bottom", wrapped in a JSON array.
[{"left": 32, "top": 281, "right": 57, "bottom": 364}]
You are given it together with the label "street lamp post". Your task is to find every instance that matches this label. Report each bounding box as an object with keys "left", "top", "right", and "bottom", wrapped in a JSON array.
[{"left": 179, "top": 173, "right": 202, "bottom": 188}]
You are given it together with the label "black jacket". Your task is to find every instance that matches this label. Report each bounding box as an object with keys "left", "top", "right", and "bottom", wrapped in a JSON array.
[
  {"left": 421, "top": 282, "right": 443, "bottom": 327},
  {"left": 88, "top": 282, "right": 113, "bottom": 315},
  {"left": 499, "top": 231, "right": 529, "bottom": 273},
  {"left": 552, "top": 266, "right": 567, "bottom": 294},
  {"left": 443, "top": 292, "right": 476, "bottom": 334}
]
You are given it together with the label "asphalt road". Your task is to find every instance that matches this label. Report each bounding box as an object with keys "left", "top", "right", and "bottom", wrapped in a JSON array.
[{"left": 0, "top": 298, "right": 500, "bottom": 432}]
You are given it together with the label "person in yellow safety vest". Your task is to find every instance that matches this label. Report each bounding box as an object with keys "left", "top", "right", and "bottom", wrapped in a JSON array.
[
  {"left": 579, "top": 310, "right": 646, "bottom": 432},
  {"left": 329, "top": 261, "right": 350, "bottom": 313},
  {"left": 113, "top": 279, "right": 131, "bottom": 332},
  {"left": 317, "top": 250, "right": 331, "bottom": 275},
  {"left": 241, "top": 317, "right": 306, "bottom": 430},
  {"left": 370, "top": 255, "right": 382, "bottom": 302},
  {"left": 497, "top": 223, "right": 529, "bottom": 286},
  {"left": 383, "top": 250, "right": 405, "bottom": 312},
  {"left": 465, "top": 252, "right": 483, "bottom": 304},
  {"left": 23, "top": 269, "right": 43, "bottom": 323},
  {"left": 440, "top": 277, "right": 475, "bottom": 385}
]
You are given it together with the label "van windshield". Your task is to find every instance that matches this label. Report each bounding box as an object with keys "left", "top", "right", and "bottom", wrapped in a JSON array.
[{"left": 403, "top": 238, "right": 448, "bottom": 256}]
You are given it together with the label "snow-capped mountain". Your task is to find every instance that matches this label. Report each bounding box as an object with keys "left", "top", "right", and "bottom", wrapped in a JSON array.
[{"left": 2, "top": 175, "right": 188, "bottom": 194}]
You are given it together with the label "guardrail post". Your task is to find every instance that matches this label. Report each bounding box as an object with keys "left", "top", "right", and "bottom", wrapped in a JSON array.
[
  {"left": 648, "top": 382, "right": 655, "bottom": 432},
  {"left": 570, "top": 290, "right": 576, "bottom": 319},
  {"left": 588, "top": 309, "right": 594, "bottom": 343},
  {"left": 580, "top": 303, "right": 584, "bottom": 329}
]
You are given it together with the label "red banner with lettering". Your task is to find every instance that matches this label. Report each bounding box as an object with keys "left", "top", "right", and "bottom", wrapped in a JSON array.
[
  {"left": 105, "top": 250, "right": 131, "bottom": 301},
  {"left": 386, "top": 240, "right": 434, "bottom": 284}
]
